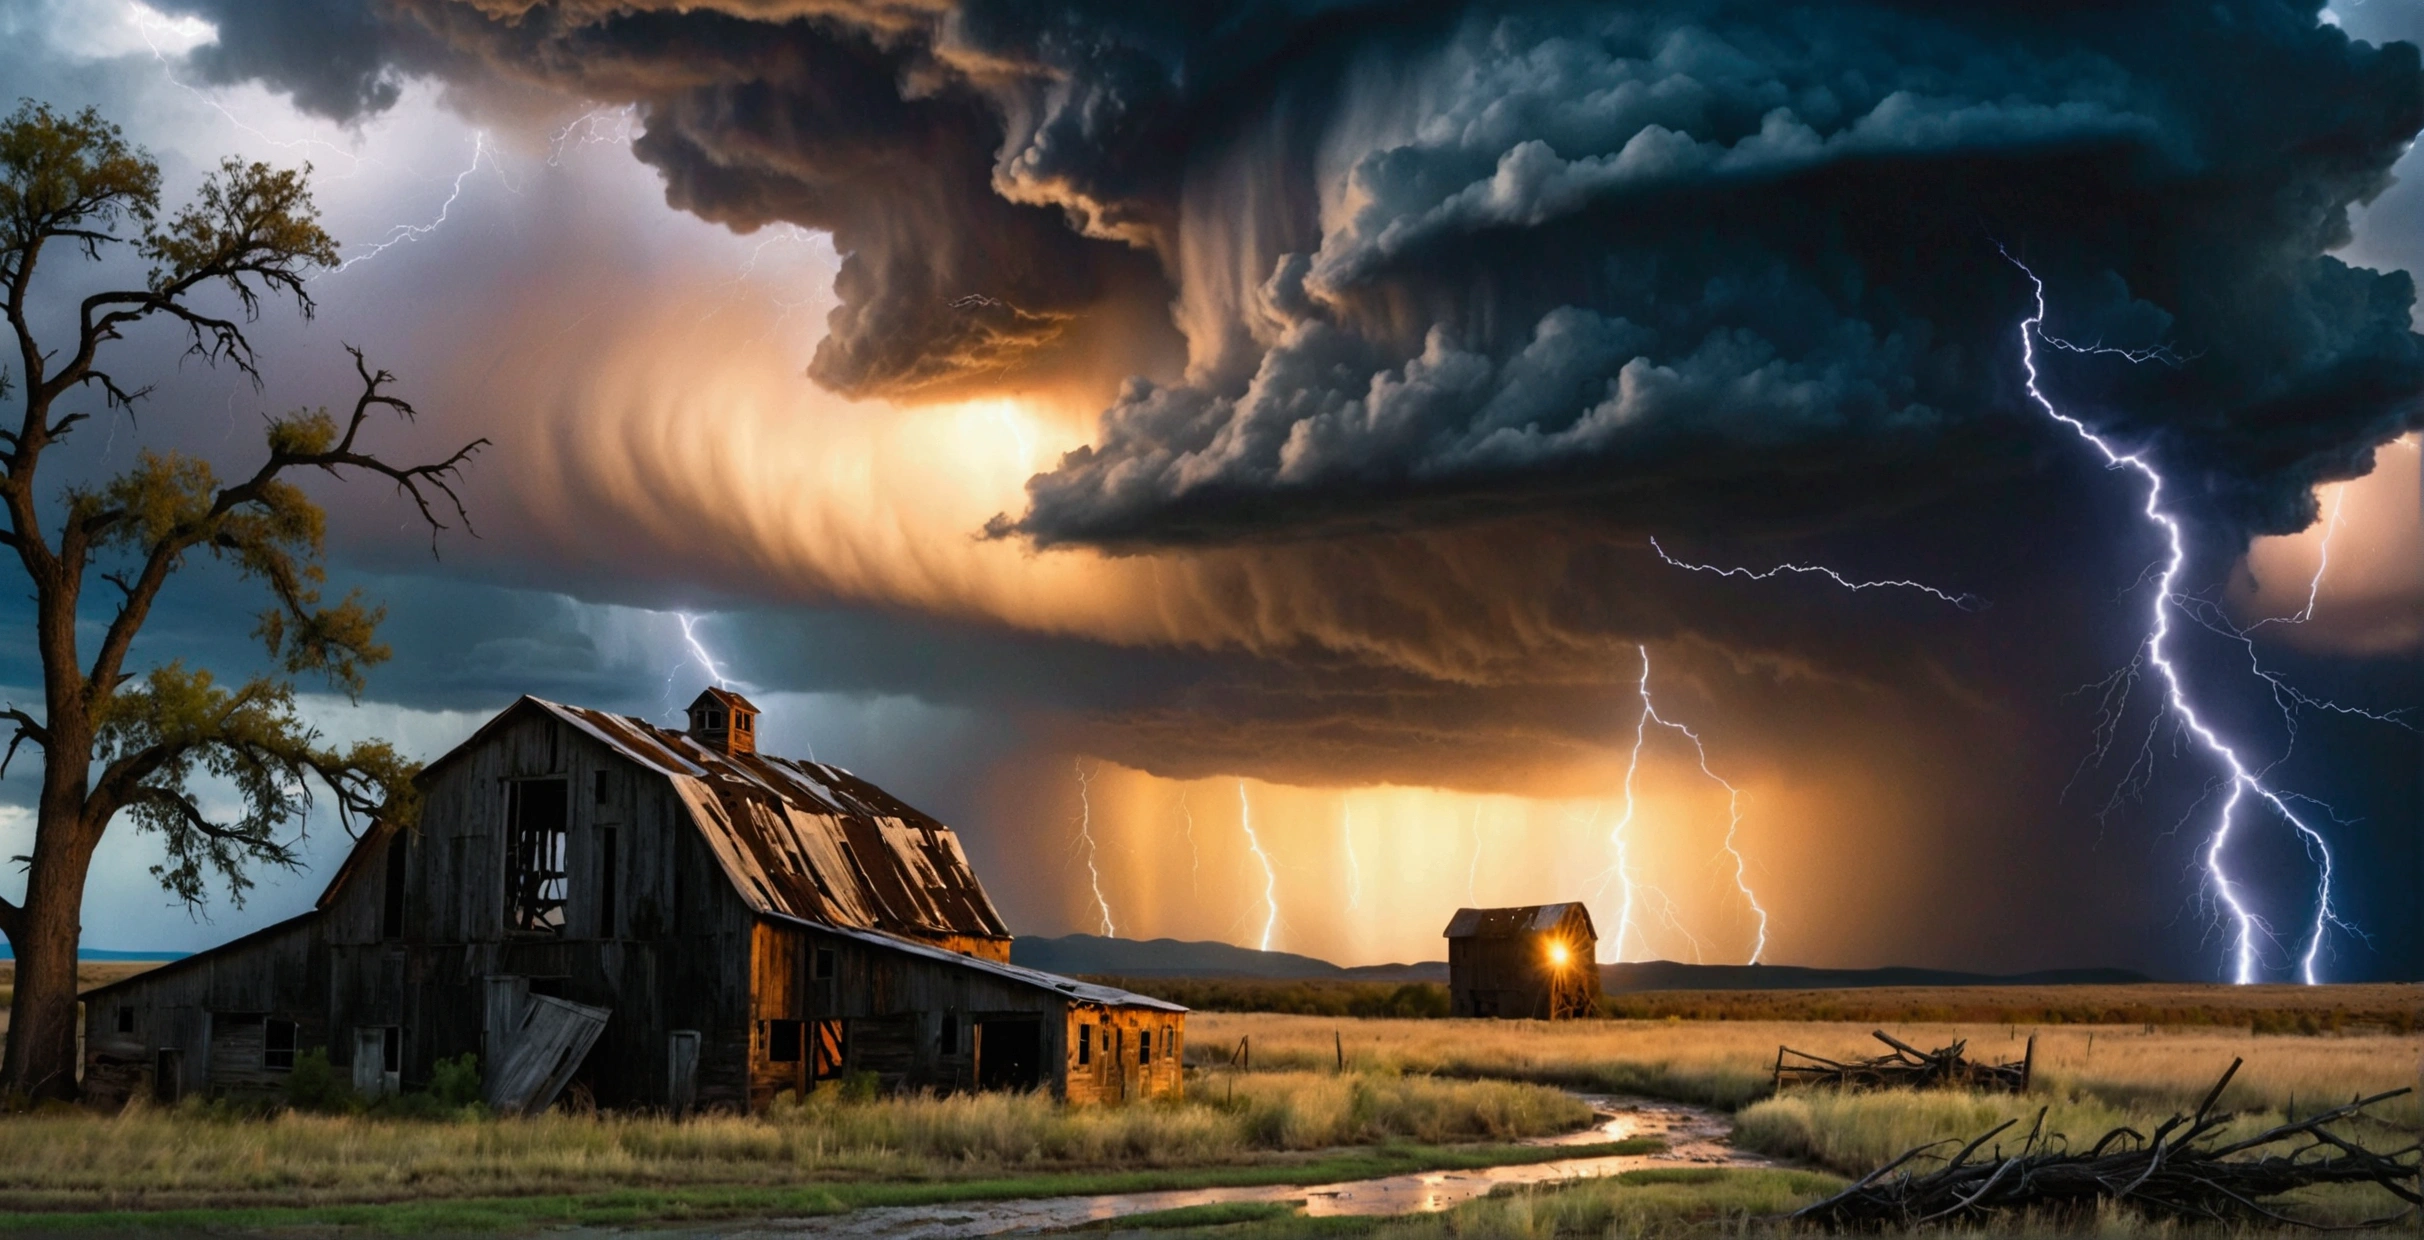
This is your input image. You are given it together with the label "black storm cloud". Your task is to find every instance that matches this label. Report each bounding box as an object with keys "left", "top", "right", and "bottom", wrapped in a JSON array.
[
  {"left": 75, "top": 0, "right": 2424, "bottom": 979},
  {"left": 158, "top": 0, "right": 2424, "bottom": 552}
]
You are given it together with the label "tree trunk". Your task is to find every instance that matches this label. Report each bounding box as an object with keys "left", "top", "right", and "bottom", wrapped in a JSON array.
[{"left": 1, "top": 801, "right": 96, "bottom": 1101}]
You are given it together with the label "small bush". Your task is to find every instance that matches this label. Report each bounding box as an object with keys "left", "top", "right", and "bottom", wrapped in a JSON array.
[
  {"left": 428, "top": 1053, "right": 482, "bottom": 1108},
  {"left": 285, "top": 1049, "right": 358, "bottom": 1114}
]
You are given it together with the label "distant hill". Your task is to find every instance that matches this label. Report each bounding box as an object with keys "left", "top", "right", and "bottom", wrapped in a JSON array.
[
  {"left": 1011, "top": 935, "right": 1443, "bottom": 981},
  {"left": 1600, "top": 961, "right": 2155, "bottom": 991},
  {"left": 1012, "top": 934, "right": 2151, "bottom": 989},
  {"left": 0, "top": 947, "right": 189, "bottom": 961}
]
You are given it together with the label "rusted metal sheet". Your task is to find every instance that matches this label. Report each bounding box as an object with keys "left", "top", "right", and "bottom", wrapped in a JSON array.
[
  {"left": 474, "top": 697, "right": 1017, "bottom": 949},
  {"left": 1442, "top": 902, "right": 1596, "bottom": 939},
  {"left": 486, "top": 993, "right": 611, "bottom": 1116}
]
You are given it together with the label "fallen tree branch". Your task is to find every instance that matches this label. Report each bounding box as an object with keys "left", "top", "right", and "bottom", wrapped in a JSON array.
[
  {"left": 1790, "top": 1058, "right": 2423, "bottom": 1230},
  {"left": 1773, "top": 1029, "right": 2033, "bottom": 1094}
]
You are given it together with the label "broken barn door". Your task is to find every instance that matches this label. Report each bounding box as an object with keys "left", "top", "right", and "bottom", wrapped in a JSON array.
[
  {"left": 485, "top": 994, "right": 611, "bottom": 1116},
  {"left": 668, "top": 1030, "right": 700, "bottom": 1114}
]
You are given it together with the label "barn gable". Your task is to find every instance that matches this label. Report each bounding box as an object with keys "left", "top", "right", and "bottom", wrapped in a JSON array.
[{"left": 420, "top": 696, "right": 1012, "bottom": 956}]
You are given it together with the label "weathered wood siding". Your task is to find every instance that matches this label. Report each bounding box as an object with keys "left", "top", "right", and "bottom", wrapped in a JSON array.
[
  {"left": 1061, "top": 1003, "right": 1185, "bottom": 1104},
  {"left": 78, "top": 915, "right": 326, "bottom": 1104}
]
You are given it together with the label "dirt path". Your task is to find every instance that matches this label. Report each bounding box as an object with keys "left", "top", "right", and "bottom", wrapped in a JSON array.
[{"left": 635, "top": 1096, "right": 1766, "bottom": 1239}]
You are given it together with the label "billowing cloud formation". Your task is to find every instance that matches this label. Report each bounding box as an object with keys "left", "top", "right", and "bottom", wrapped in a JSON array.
[{"left": 156, "top": 0, "right": 2423, "bottom": 553}]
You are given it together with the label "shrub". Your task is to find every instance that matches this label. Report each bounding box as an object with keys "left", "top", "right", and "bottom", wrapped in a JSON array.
[
  {"left": 285, "top": 1048, "right": 357, "bottom": 1114},
  {"left": 428, "top": 1053, "right": 482, "bottom": 1108}
]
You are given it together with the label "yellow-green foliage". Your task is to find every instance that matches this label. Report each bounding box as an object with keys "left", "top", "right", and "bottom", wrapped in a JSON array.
[{"left": 0, "top": 1072, "right": 1585, "bottom": 1213}]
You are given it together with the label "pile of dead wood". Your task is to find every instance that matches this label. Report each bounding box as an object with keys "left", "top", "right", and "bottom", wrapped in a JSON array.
[
  {"left": 1790, "top": 1059, "right": 2421, "bottom": 1230},
  {"left": 1772, "top": 1030, "right": 2033, "bottom": 1094}
]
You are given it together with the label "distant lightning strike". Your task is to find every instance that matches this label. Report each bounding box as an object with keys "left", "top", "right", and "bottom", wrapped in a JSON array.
[
  {"left": 323, "top": 133, "right": 508, "bottom": 277},
  {"left": 675, "top": 613, "right": 730, "bottom": 688},
  {"left": 2008, "top": 252, "right": 2351, "bottom": 985},
  {"left": 1649, "top": 537, "right": 1984, "bottom": 610},
  {"left": 1179, "top": 790, "right": 1201, "bottom": 895},
  {"left": 1237, "top": 781, "right": 1279, "bottom": 952},
  {"left": 1073, "top": 761, "right": 1116, "bottom": 938},
  {"left": 1598, "top": 645, "right": 1770, "bottom": 964}
]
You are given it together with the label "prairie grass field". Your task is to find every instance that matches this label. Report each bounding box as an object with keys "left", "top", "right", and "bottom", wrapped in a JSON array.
[
  {"left": 5, "top": 980, "right": 2418, "bottom": 1234},
  {"left": 0, "top": 1071, "right": 1593, "bottom": 1215}
]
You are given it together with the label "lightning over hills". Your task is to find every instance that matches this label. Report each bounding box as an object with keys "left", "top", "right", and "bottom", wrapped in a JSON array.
[
  {"left": 2010, "top": 254, "right": 2357, "bottom": 985},
  {"left": 1599, "top": 645, "right": 1771, "bottom": 965},
  {"left": 1071, "top": 761, "right": 1117, "bottom": 937}
]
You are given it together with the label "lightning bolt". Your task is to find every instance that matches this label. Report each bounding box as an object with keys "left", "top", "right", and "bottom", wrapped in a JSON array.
[
  {"left": 131, "top": 4, "right": 375, "bottom": 179},
  {"left": 2008, "top": 252, "right": 2353, "bottom": 985},
  {"left": 1072, "top": 760, "right": 1116, "bottom": 937},
  {"left": 1237, "top": 781, "right": 1278, "bottom": 952},
  {"left": 1650, "top": 537, "right": 1985, "bottom": 610},
  {"left": 1341, "top": 803, "right": 1362, "bottom": 910},
  {"left": 322, "top": 133, "right": 507, "bottom": 277},
  {"left": 675, "top": 613, "right": 730, "bottom": 688},
  {"left": 1178, "top": 790, "right": 1201, "bottom": 896},
  {"left": 547, "top": 105, "right": 638, "bottom": 166},
  {"left": 2254, "top": 485, "right": 2347, "bottom": 630},
  {"left": 1596, "top": 644, "right": 1771, "bottom": 964},
  {"left": 1466, "top": 808, "right": 1483, "bottom": 902}
]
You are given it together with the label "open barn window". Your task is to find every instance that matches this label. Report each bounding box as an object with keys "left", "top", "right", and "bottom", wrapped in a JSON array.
[
  {"left": 381, "top": 831, "right": 408, "bottom": 940},
  {"left": 768, "top": 1020, "right": 804, "bottom": 1063},
  {"left": 264, "top": 1019, "right": 297, "bottom": 1071},
  {"left": 506, "top": 779, "right": 570, "bottom": 934}
]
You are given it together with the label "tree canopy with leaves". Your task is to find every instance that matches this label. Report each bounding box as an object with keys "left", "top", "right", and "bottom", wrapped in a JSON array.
[{"left": 0, "top": 100, "right": 483, "bottom": 1099}]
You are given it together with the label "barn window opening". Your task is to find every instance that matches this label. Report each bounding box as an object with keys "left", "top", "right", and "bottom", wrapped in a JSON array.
[
  {"left": 598, "top": 827, "right": 619, "bottom": 938},
  {"left": 1138, "top": 1028, "right": 1152, "bottom": 1064},
  {"left": 263, "top": 1018, "right": 297, "bottom": 1071},
  {"left": 938, "top": 1013, "right": 959, "bottom": 1056},
  {"left": 593, "top": 768, "right": 611, "bottom": 805},
  {"left": 506, "top": 778, "right": 570, "bottom": 934},
  {"left": 768, "top": 1020, "right": 805, "bottom": 1063},
  {"left": 1076, "top": 1023, "right": 1092, "bottom": 1065},
  {"left": 381, "top": 831, "right": 408, "bottom": 940},
  {"left": 116, "top": 1005, "right": 134, "bottom": 1034},
  {"left": 811, "top": 947, "right": 836, "bottom": 979}
]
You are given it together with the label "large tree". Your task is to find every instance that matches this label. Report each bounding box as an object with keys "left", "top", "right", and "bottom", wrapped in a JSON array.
[{"left": 0, "top": 101, "right": 483, "bottom": 1100}]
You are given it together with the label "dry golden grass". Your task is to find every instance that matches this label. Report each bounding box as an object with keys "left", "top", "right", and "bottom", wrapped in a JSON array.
[
  {"left": 1597, "top": 983, "right": 2422, "bottom": 1031},
  {"left": 1188, "top": 1013, "right": 2424, "bottom": 1125},
  {"left": 0, "top": 1071, "right": 1589, "bottom": 1213}
]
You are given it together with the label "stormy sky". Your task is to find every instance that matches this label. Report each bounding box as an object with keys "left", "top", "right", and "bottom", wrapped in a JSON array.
[{"left": 0, "top": 0, "right": 2416, "bottom": 979}]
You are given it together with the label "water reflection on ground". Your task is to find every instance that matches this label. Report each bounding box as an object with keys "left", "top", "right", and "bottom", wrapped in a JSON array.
[{"left": 657, "top": 1096, "right": 1764, "bottom": 1240}]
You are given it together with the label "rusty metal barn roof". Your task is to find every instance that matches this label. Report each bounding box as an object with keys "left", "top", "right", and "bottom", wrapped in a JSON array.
[
  {"left": 767, "top": 913, "right": 1187, "bottom": 1013},
  {"left": 430, "top": 696, "right": 1011, "bottom": 945},
  {"left": 1443, "top": 902, "right": 1596, "bottom": 940}
]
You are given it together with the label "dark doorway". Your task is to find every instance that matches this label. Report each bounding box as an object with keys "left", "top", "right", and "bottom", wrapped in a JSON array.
[
  {"left": 506, "top": 779, "right": 570, "bottom": 934},
  {"left": 974, "top": 1018, "right": 1042, "bottom": 1090}
]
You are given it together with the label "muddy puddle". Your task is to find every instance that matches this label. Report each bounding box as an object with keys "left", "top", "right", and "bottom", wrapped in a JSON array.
[{"left": 639, "top": 1096, "right": 1765, "bottom": 1240}]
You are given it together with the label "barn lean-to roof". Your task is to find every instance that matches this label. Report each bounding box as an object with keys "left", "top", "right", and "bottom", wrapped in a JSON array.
[
  {"left": 767, "top": 914, "right": 1186, "bottom": 1013},
  {"left": 419, "top": 696, "right": 1012, "bottom": 945},
  {"left": 1443, "top": 902, "right": 1596, "bottom": 940}
]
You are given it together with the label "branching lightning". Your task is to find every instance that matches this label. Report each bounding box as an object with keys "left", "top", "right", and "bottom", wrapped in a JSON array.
[
  {"left": 1179, "top": 790, "right": 1201, "bottom": 895},
  {"left": 2007, "top": 251, "right": 2353, "bottom": 985},
  {"left": 323, "top": 133, "right": 509, "bottom": 277},
  {"left": 675, "top": 613, "right": 730, "bottom": 688},
  {"left": 1237, "top": 781, "right": 1278, "bottom": 952},
  {"left": 1072, "top": 760, "right": 1116, "bottom": 937},
  {"left": 1650, "top": 537, "right": 1984, "bottom": 610},
  {"left": 1595, "top": 644, "right": 1771, "bottom": 965}
]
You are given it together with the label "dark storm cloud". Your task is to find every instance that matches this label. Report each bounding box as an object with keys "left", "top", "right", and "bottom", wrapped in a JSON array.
[{"left": 153, "top": 0, "right": 2424, "bottom": 551}]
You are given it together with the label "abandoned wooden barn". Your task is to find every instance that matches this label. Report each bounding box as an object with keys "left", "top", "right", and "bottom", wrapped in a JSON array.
[
  {"left": 82, "top": 689, "right": 1185, "bottom": 1111},
  {"left": 1443, "top": 903, "right": 1600, "bottom": 1020}
]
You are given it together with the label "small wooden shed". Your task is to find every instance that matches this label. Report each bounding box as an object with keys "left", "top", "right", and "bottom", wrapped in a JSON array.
[
  {"left": 1443, "top": 903, "right": 1599, "bottom": 1020},
  {"left": 83, "top": 690, "right": 1185, "bottom": 1110}
]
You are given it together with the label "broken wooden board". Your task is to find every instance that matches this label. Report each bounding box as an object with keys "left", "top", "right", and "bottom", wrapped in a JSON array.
[{"left": 485, "top": 994, "right": 610, "bottom": 1116}]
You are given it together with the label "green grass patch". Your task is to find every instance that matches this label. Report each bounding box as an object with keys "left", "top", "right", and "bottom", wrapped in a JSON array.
[
  {"left": 0, "top": 1139, "right": 1656, "bottom": 1233},
  {"left": 1092, "top": 1200, "right": 1307, "bottom": 1229}
]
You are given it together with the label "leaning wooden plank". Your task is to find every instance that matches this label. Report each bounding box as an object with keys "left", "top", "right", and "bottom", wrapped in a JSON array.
[{"left": 486, "top": 994, "right": 612, "bottom": 1116}]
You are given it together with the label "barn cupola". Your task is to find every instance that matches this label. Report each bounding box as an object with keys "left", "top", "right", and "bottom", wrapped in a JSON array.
[{"left": 685, "top": 687, "right": 761, "bottom": 756}]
